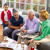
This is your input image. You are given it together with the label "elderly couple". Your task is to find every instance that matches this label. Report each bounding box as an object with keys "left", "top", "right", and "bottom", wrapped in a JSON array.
[{"left": 3, "top": 9, "right": 50, "bottom": 48}]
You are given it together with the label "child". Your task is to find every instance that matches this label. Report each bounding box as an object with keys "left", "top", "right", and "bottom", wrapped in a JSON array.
[{"left": 1, "top": 3, "right": 12, "bottom": 28}]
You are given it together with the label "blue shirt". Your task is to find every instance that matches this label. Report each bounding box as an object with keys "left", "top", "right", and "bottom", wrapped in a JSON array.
[{"left": 10, "top": 15, "right": 23, "bottom": 26}]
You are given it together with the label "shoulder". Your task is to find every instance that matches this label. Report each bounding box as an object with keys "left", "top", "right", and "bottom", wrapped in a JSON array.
[
  {"left": 47, "top": 20, "right": 50, "bottom": 27},
  {"left": 25, "top": 17, "right": 29, "bottom": 22},
  {"left": 10, "top": 16, "right": 14, "bottom": 21},
  {"left": 19, "top": 15, "right": 23, "bottom": 19},
  {"left": 43, "top": 20, "right": 50, "bottom": 28},
  {"left": 34, "top": 16, "right": 39, "bottom": 23},
  {"left": 11, "top": 16, "right": 14, "bottom": 19},
  {"left": 8, "top": 10, "right": 11, "bottom": 12},
  {"left": 1, "top": 11, "right": 4, "bottom": 13}
]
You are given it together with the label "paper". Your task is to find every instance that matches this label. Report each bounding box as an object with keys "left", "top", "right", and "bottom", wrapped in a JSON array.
[
  {"left": 0, "top": 37, "right": 18, "bottom": 49},
  {"left": 0, "top": 37, "right": 28, "bottom": 50}
]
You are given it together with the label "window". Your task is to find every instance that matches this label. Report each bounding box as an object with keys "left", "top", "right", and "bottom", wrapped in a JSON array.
[
  {"left": 48, "top": 6, "right": 50, "bottom": 14},
  {"left": 0, "top": 0, "right": 2, "bottom": 8},
  {"left": 33, "top": 0, "right": 46, "bottom": 12},
  {"left": 6, "top": 0, "right": 47, "bottom": 12},
  {"left": 7, "top": 0, "right": 14, "bottom": 8},
  {"left": 47, "top": 0, "right": 50, "bottom": 14}
]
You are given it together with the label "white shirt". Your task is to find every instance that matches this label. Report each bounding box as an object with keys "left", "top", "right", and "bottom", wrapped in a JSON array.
[{"left": 4, "top": 11, "right": 8, "bottom": 21}]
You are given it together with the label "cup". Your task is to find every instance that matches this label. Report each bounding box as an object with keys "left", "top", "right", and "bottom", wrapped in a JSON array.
[
  {"left": 21, "top": 42, "right": 24, "bottom": 48},
  {"left": 31, "top": 47, "right": 34, "bottom": 50}
]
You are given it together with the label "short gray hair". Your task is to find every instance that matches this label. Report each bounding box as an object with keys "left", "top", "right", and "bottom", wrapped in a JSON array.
[{"left": 28, "top": 9, "right": 35, "bottom": 15}]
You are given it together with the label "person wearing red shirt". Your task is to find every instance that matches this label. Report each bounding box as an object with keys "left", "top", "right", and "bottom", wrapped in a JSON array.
[{"left": 1, "top": 3, "right": 12, "bottom": 28}]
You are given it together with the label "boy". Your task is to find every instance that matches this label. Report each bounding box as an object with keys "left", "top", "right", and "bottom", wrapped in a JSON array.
[{"left": 1, "top": 3, "right": 12, "bottom": 28}]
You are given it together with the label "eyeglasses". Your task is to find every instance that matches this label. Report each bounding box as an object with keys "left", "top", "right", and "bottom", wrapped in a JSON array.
[{"left": 14, "top": 15, "right": 16, "bottom": 16}]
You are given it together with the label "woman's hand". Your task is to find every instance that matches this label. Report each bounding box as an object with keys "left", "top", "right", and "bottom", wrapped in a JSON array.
[{"left": 27, "top": 39, "right": 34, "bottom": 43}]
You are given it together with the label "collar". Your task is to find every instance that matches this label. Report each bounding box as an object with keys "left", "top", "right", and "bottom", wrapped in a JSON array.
[
  {"left": 4, "top": 10, "right": 8, "bottom": 13},
  {"left": 28, "top": 16, "right": 36, "bottom": 21},
  {"left": 42, "top": 19, "right": 48, "bottom": 23}
]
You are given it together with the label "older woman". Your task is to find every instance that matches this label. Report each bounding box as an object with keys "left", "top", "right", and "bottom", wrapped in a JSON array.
[
  {"left": 3, "top": 9, "right": 24, "bottom": 40},
  {"left": 28, "top": 10, "right": 50, "bottom": 48}
]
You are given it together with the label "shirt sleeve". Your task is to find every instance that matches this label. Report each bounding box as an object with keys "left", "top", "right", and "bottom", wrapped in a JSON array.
[
  {"left": 34, "top": 27, "right": 49, "bottom": 40},
  {"left": 1, "top": 11, "right": 6, "bottom": 24},
  {"left": 23, "top": 19, "right": 28, "bottom": 29},
  {"left": 27, "top": 21, "right": 40, "bottom": 33}
]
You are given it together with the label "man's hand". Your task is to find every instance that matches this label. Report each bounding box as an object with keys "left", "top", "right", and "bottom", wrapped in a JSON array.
[
  {"left": 21, "top": 30, "right": 27, "bottom": 34},
  {"left": 20, "top": 27, "right": 24, "bottom": 31},
  {"left": 22, "top": 30, "right": 27, "bottom": 33},
  {"left": 27, "top": 39, "right": 34, "bottom": 43}
]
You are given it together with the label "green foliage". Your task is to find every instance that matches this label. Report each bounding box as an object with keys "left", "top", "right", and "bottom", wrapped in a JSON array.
[
  {"left": 7, "top": 0, "right": 14, "bottom": 2},
  {"left": 33, "top": 5, "right": 37, "bottom": 11},
  {"left": 10, "top": 0, "right": 14, "bottom": 1},
  {"left": 26, "top": 4, "right": 30, "bottom": 10}
]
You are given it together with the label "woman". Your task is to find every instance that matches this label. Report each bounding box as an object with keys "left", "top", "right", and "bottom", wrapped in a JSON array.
[
  {"left": 3, "top": 9, "right": 24, "bottom": 41},
  {"left": 28, "top": 10, "right": 50, "bottom": 48}
]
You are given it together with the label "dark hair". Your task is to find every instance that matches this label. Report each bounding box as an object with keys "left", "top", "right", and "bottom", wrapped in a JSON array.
[
  {"left": 12, "top": 8, "right": 18, "bottom": 14},
  {"left": 4, "top": 3, "right": 8, "bottom": 7}
]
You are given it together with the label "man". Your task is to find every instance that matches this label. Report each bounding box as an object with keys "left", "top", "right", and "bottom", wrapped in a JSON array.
[
  {"left": 21, "top": 10, "right": 40, "bottom": 34},
  {"left": 19, "top": 10, "right": 40, "bottom": 44},
  {"left": 3, "top": 9, "right": 23, "bottom": 41}
]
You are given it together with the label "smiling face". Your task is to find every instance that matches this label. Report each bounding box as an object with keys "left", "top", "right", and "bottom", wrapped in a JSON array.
[
  {"left": 28, "top": 12, "right": 34, "bottom": 20},
  {"left": 39, "top": 10, "right": 49, "bottom": 21},
  {"left": 4, "top": 5, "right": 8, "bottom": 11},
  {"left": 13, "top": 12, "right": 19, "bottom": 19},
  {"left": 39, "top": 13, "right": 44, "bottom": 21}
]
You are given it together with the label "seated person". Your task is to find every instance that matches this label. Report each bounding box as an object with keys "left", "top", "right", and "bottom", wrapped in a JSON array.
[
  {"left": 28, "top": 10, "right": 50, "bottom": 48},
  {"left": 1, "top": 3, "right": 12, "bottom": 28},
  {"left": 21, "top": 10, "right": 40, "bottom": 35},
  {"left": 3, "top": 9, "right": 24, "bottom": 41}
]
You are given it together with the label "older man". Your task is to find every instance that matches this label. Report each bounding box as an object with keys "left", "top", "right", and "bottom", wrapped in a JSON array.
[
  {"left": 27, "top": 10, "right": 50, "bottom": 49},
  {"left": 21, "top": 10, "right": 40, "bottom": 34}
]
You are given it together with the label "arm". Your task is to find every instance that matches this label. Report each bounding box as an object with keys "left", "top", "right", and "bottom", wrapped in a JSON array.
[
  {"left": 1, "top": 11, "right": 6, "bottom": 24},
  {"left": 8, "top": 16, "right": 18, "bottom": 29},
  {"left": 8, "top": 22, "right": 23, "bottom": 29},
  {"left": 9, "top": 16, "right": 23, "bottom": 29},
  {"left": 34, "top": 27, "right": 49, "bottom": 40},
  {"left": 27, "top": 21, "right": 40, "bottom": 33}
]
